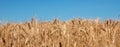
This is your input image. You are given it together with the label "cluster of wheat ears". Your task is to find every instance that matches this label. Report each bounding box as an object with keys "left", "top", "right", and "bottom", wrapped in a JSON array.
[{"left": 0, "top": 18, "right": 120, "bottom": 47}]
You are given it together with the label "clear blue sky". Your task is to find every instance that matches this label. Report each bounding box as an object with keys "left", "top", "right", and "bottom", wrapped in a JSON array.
[{"left": 0, "top": 0, "right": 120, "bottom": 22}]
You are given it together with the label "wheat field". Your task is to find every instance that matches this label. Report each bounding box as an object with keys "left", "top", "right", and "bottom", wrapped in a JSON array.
[{"left": 0, "top": 18, "right": 120, "bottom": 47}]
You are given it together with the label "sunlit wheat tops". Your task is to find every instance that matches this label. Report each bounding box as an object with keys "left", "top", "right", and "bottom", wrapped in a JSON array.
[{"left": 0, "top": 18, "right": 120, "bottom": 47}]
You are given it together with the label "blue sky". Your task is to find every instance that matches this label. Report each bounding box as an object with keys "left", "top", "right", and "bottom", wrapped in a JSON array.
[{"left": 0, "top": 0, "right": 120, "bottom": 22}]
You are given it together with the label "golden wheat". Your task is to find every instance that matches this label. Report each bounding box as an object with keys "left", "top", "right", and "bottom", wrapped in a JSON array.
[{"left": 0, "top": 18, "right": 120, "bottom": 47}]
